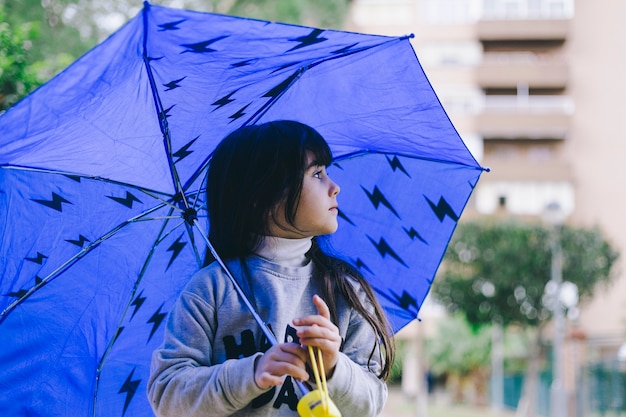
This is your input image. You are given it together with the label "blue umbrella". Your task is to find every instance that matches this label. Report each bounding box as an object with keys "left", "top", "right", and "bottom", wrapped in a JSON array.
[{"left": 0, "top": 2, "right": 486, "bottom": 416}]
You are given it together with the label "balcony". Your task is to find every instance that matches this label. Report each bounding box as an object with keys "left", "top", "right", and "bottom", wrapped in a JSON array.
[
  {"left": 476, "top": 95, "right": 572, "bottom": 139},
  {"left": 476, "top": 52, "right": 568, "bottom": 88},
  {"left": 477, "top": 18, "right": 569, "bottom": 41}
]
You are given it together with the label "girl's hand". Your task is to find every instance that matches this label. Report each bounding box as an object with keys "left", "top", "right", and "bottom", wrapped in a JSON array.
[
  {"left": 254, "top": 343, "right": 309, "bottom": 390},
  {"left": 293, "top": 295, "right": 342, "bottom": 378}
]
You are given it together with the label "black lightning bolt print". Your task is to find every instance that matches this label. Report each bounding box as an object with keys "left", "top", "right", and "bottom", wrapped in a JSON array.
[
  {"left": 393, "top": 290, "right": 419, "bottom": 311},
  {"left": 386, "top": 155, "right": 411, "bottom": 178},
  {"left": 180, "top": 35, "right": 228, "bottom": 53},
  {"left": 159, "top": 104, "right": 175, "bottom": 120},
  {"left": 112, "top": 326, "right": 124, "bottom": 345},
  {"left": 366, "top": 236, "right": 408, "bottom": 267},
  {"left": 355, "top": 258, "right": 373, "bottom": 275},
  {"left": 287, "top": 29, "right": 327, "bottom": 52},
  {"left": 158, "top": 19, "right": 186, "bottom": 31},
  {"left": 63, "top": 174, "right": 82, "bottom": 182},
  {"left": 331, "top": 42, "right": 359, "bottom": 54},
  {"left": 107, "top": 191, "right": 142, "bottom": 209},
  {"left": 173, "top": 136, "right": 198, "bottom": 163},
  {"left": 147, "top": 304, "right": 167, "bottom": 343},
  {"left": 163, "top": 76, "right": 186, "bottom": 91},
  {"left": 362, "top": 185, "right": 400, "bottom": 219},
  {"left": 337, "top": 209, "right": 355, "bottom": 226},
  {"left": 425, "top": 196, "right": 459, "bottom": 222},
  {"left": 118, "top": 368, "right": 140, "bottom": 416},
  {"left": 263, "top": 72, "right": 300, "bottom": 100},
  {"left": 65, "top": 235, "right": 90, "bottom": 248},
  {"left": 32, "top": 192, "right": 72, "bottom": 212},
  {"left": 25, "top": 252, "right": 47, "bottom": 264},
  {"left": 130, "top": 290, "right": 146, "bottom": 320},
  {"left": 6, "top": 288, "right": 28, "bottom": 298},
  {"left": 403, "top": 227, "right": 428, "bottom": 244},
  {"left": 166, "top": 235, "right": 186, "bottom": 268},
  {"left": 228, "top": 104, "right": 250, "bottom": 123},
  {"left": 231, "top": 58, "right": 258, "bottom": 68},
  {"left": 212, "top": 90, "right": 238, "bottom": 110}
]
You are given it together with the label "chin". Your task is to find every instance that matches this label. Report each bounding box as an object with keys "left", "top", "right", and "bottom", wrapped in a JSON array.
[{"left": 327, "top": 224, "right": 339, "bottom": 235}]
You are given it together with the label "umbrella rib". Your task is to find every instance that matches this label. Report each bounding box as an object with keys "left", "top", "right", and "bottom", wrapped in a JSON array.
[
  {"left": 243, "top": 36, "right": 413, "bottom": 127},
  {"left": 0, "top": 165, "right": 176, "bottom": 196},
  {"left": 0, "top": 200, "right": 169, "bottom": 321},
  {"left": 243, "top": 66, "right": 308, "bottom": 126},
  {"left": 190, "top": 219, "right": 311, "bottom": 398},
  {"left": 141, "top": 3, "right": 189, "bottom": 213},
  {"left": 181, "top": 156, "right": 212, "bottom": 194},
  {"left": 332, "top": 150, "right": 489, "bottom": 171},
  {"left": 92, "top": 204, "right": 185, "bottom": 415},
  {"left": 182, "top": 39, "right": 425, "bottom": 190}
]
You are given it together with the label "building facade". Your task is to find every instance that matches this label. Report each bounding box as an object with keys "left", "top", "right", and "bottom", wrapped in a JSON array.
[{"left": 346, "top": 0, "right": 626, "bottom": 412}]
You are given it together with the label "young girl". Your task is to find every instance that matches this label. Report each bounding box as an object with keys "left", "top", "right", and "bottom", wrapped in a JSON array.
[{"left": 147, "top": 120, "right": 395, "bottom": 416}]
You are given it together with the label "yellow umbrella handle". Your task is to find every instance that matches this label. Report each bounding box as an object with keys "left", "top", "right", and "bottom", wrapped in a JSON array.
[{"left": 296, "top": 346, "right": 342, "bottom": 417}]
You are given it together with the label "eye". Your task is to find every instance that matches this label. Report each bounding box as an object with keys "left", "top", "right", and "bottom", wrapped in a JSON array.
[{"left": 311, "top": 166, "right": 325, "bottom": 179}]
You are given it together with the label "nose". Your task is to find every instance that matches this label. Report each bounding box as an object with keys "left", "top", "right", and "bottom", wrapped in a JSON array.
[{"left": 330, "top": 178, "right": 340, "bottom": 196}]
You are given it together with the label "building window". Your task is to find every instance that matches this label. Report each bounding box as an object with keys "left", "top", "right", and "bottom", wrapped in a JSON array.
[
  {"left": 419, "top": 0, "right": 482, "bottom": 23},
  {"left": 482, "top": 0, "right": 574, "bottom": 19},
  {"left": 352, "top": 0, "right": 415, "bottom": 26},
  {"left": 474, "top": 180, "right": 574, "bottom": 216},
  {"left": 416, "top": 41, "right": 482, "bottom": 67}
]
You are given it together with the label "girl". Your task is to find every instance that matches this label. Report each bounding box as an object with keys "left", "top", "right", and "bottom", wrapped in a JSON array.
[{"left": 148, "top": 120, "right": 395, "bottom": 416}]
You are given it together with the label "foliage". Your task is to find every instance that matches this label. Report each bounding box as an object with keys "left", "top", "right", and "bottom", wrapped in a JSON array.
[
  {"left": 433, "top": 219, "right": 619, "bottom": 328},
  {"left": 0, "top": 0, "right": 351, "bottom": 111},
  {"left": 3, "top": 0, "right": 97, "bottom": 63},
  {"left": 388, "top": 338, "right": 407, "bottom": 384},
  {"left": 210, "top": 0, "right": 350, "bottom": 28},
  {"left": 501, "top": 326, "right": 532, "bottom": 373},
  {"left": 0, "top": 5, "right": 42, "bottom": 111},
  {"left": 425, "top": 314, "right": 491, "bottom": 377},
  {"left": 425, "top": 314, "right": 492, "bottom": 404}
]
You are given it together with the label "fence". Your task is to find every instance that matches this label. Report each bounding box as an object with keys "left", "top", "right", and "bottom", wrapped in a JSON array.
[
  {"left": 578, "top": 361, "right": 626, "bottom": 417},
  {"left": 499, "top": 362, "right": 626, "bottom": 417}
]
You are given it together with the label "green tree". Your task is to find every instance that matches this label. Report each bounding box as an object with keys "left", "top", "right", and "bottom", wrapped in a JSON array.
[
  {"left": 432, "top": 218, "right": 619, "bottom": 415},
  {"left": 3, "top": 0, "right": 94, "bottom": 69},
  {"left": 1, "top": 0, "right": 351, "bottom": 110},
  {"left": 425, "top": 314, "right": 492, "bottom": 405},
  {"left": 0, "top": 5, "right": 42, "bottom": 110},
  {"left": 433, "top": 219, "right": 618, "bottom": 327},
  {"left": 210, "top": 0, "right": 350, "bottom": 28}
]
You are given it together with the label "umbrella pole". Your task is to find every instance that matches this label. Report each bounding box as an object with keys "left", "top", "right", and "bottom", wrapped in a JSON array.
[{"left": 190, "top": 217, "right": 311, "bottom": 396}]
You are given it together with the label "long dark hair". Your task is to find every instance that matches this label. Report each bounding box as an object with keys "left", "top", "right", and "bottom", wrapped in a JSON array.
[{"left": 207, "top": 120, "right": 395, "bottom": 380}]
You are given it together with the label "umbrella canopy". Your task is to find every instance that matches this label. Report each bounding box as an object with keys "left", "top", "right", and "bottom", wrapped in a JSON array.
[{"left": 0, "top": 2, "right": 485, "bottom": 416}]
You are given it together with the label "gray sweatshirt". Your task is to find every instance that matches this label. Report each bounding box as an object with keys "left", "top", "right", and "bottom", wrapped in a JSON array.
[{"left": 147, "top": 240, "right": 387, "bottom": 417}]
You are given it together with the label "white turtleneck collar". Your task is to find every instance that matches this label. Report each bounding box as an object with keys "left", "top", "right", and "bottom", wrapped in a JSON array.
[{"left": 254, "top": 236, "right": 313, "bottom": 267}]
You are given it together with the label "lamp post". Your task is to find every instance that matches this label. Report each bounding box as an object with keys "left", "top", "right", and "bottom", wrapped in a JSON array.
[{"left": 544, "top": 202, "right": 567, "bottom": 417}]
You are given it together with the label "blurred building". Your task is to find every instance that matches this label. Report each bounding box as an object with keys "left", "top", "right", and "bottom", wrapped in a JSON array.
[{"left": 347, "top": 0, "right": 626, "bottom": 411}]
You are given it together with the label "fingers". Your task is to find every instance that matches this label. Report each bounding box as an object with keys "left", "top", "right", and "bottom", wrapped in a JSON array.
[
  {"left": 253, "top": 296, "right": 344, "bottom": 391},
  {"left": 293, "top": 295, "right": 333, "bottom": 328},
  {"left": 254, "top": 344, "right": 309, "bottom": 390},
  {"left": 313, "top": 294, "right": 330, "bottom": 319},
  {"left": 293, "top": 295, "right": 339, "bottom": 343},
  {"left": 295, "top": 326, "right": 341, "bottom": 350},
  {"left": 293, "top": 295, "right": 342, "bottom": 377}
]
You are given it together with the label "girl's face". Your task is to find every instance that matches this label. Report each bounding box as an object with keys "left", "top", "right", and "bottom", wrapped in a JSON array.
[{"left": 268, "top": 153, "right": 340, "bottom": 238}]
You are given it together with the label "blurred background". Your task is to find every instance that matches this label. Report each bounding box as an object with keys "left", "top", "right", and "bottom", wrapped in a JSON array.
[{"left": 2, "top": 0, "right": 624, "bottom": 416}]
